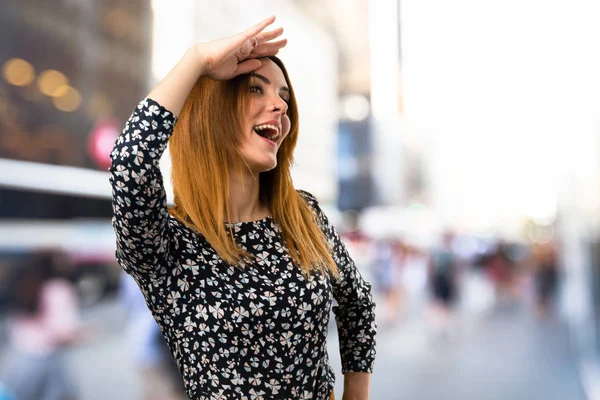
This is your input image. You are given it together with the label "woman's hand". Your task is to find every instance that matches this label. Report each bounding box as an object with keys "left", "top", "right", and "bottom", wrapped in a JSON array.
[
  {"left": 194, "top": 15, "right": 287, "bottom": 80},
  {"left": 146, "top": 16, "right": 285, "bottom": 115}
]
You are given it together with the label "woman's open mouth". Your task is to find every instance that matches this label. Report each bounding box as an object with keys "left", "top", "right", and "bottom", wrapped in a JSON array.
[{"left": 253, "top": 124, "right": 280, "bottom": 142}]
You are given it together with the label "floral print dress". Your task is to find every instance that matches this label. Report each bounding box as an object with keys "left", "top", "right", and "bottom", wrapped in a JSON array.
[{"left": 109, "top": 98, "right": 377, "bottom": 400}]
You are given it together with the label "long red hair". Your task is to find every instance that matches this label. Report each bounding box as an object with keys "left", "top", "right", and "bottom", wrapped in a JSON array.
[{"left": 169, "top": 56, "right": 338, "bottom": 277}]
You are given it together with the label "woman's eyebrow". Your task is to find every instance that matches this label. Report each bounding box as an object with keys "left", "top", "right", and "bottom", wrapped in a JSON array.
[
  {"left": 250, "top": 72, "right": 290, "bottom": 93},
  {"left": 250, "top": 72, "right": 270, "bottom": 84}
]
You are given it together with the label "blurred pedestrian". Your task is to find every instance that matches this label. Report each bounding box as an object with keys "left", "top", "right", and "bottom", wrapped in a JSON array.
[
  {"left": 120, "top": 273, "right": 186, "bottom": 400},
  {"left": 109, "top": 16, "right": 376, "bottom": 400},
  {"left": 373, "top": 238, "right": 404, "bottom": 325},
  {"left": 1, "top": 249, "right": 86, "bottom": 400},
  {"left": 483, "top": 242, "right": 516, "bottom": 308},
  {"left": 533, "top": 240, "right": 560, "bottom": 320},
  {"left": 340, "top": 210, "right": 376, "bottom": 287},
  {"left": 400, "top": 244, "right": 429, "bottom": 317},
  {"left": 427, "top": 232, "right": 459, "bottom": 339}
]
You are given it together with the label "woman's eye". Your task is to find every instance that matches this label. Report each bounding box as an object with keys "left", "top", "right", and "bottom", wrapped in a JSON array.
[{"left": 249, "top": 85, "right": 263, "bottom": 94}]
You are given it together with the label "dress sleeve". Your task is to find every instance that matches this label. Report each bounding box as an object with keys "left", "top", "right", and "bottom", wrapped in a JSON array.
[
  {"left": 109, "top": 98, "right": 177, "bottom": 279},
  {"left": 298, "top": 190, "right": 377, "bottom": 374}
]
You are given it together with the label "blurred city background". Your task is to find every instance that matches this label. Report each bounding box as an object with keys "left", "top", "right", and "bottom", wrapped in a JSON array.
[{"left": 0, "top": 0, "right": 599, "bottom": 399}]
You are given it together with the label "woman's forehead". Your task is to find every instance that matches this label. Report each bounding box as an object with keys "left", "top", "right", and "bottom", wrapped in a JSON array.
[{"left": 253, "top": 59, "right": 287, "bottom": 86}]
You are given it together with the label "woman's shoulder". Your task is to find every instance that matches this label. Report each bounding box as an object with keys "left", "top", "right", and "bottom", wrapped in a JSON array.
[
  {"left": 296, "top": 189, "right": 319, "bottom": 206},
  {"left": 296, "top": 190, "right": 327, "bottom": 226}
]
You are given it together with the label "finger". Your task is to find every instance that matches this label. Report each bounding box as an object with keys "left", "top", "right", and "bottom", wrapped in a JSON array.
[
  {"left": 255, "top": 27, "right": 284, "bottom": 44},
  {"left": 231, "top": 18, "right": 277, "bottom": 52},
  {"left": 235, "top": 59, "right": 263, "bottom": 76},
  {"left": 244, "top": 16, "right": 276, "bottom": 39},
  {"left": 249, "top": 39, "right": 288, "bottom": 58},
  {"left": 230, "top": 17, "right": 277, "bottom": 59}
]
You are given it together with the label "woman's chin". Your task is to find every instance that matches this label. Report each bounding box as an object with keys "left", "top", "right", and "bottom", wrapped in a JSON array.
[
  {"left": 259, "top": 161, "right": 277, "bottom": 173},
  {"left": 248, "top": 158, "right": 277, "bottom": 174}
]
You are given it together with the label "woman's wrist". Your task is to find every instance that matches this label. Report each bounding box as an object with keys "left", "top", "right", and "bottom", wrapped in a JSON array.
[
  {"left": 188, "top": 44, "right": 208, "bottom": 77},
  {"left": 342, "top": 372, "right": 371, "bottom": 400}
]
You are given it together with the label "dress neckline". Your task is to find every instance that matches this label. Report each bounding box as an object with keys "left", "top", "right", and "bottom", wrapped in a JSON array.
[{"left": 225, "top": 215, "right": 273, "bottom": 227}]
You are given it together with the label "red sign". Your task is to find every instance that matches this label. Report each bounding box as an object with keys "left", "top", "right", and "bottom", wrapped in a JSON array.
[{"left": 88, "top": 119, "right": 120, "bottom": 170}]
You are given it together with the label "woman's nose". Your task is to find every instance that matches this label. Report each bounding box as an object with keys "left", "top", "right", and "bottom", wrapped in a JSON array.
[{"left": 270, "top": 96, "right": 287, "bottom": 113}]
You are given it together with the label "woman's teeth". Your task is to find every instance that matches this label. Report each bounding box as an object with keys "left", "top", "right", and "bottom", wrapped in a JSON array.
[{"left": 254, "top": 124, "right": 280, "bottom": 141}]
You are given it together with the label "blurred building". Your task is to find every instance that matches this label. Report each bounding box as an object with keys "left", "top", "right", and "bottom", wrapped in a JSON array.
[
  {"left": 0, "top": 0, "right": 152, "bottom": 219},
  {"left": 398, "top": 0, "right": 600, "bottom": 236},
  {"left": 337, "top": 117, "right": 375, "bottom": 211},
  {"left": 298, "top": 0, "right": 410, "bottom": 210},
  {"left": 0, "top": 0, "right": 153, "bottom": 305}
]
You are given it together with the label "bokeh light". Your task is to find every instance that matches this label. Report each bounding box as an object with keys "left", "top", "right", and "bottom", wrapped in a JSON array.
[
  {"left": 52, "top": 85, "right": 81, "bottom": 112},
  {"left": 2, "top": 58, "right": 35, "bottom": 87},
  {"left": 37, "top": 70, "right": 69, "bottom": 97},
  {"left": 341, "top": 94, "right": 370, "bottom": 121}
]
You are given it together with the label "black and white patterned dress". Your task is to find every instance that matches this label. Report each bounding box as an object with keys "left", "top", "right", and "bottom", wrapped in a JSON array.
[{"left": 109, "top": 98, "right": 376, "bottom": 400}]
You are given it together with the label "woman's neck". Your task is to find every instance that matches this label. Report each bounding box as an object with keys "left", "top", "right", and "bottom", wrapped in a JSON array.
[{"left": 227, "top": 172, "right": 270, "bottom": 223}]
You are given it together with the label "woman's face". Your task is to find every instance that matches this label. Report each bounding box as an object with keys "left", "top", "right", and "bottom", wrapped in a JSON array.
[{"left": 238, "top": 59, "right": 291, "bottom": 173}]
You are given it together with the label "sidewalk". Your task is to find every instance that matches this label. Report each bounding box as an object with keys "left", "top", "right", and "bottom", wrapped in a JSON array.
[{"left": 329, "top": 301, "right": 586, "bottom": 400}]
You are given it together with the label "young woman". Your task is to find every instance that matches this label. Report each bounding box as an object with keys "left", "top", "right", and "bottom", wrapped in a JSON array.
[{"left": 109, "top": 16, "right": 376, "bottom": 400}]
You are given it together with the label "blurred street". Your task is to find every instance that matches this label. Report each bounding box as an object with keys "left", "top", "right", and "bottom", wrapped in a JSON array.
[
  {"left": 363, "top": 307, "right": 586, "bottom": 400},
  {"left": 9, "top": 290, "right": 579, "bottom": 400}
]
